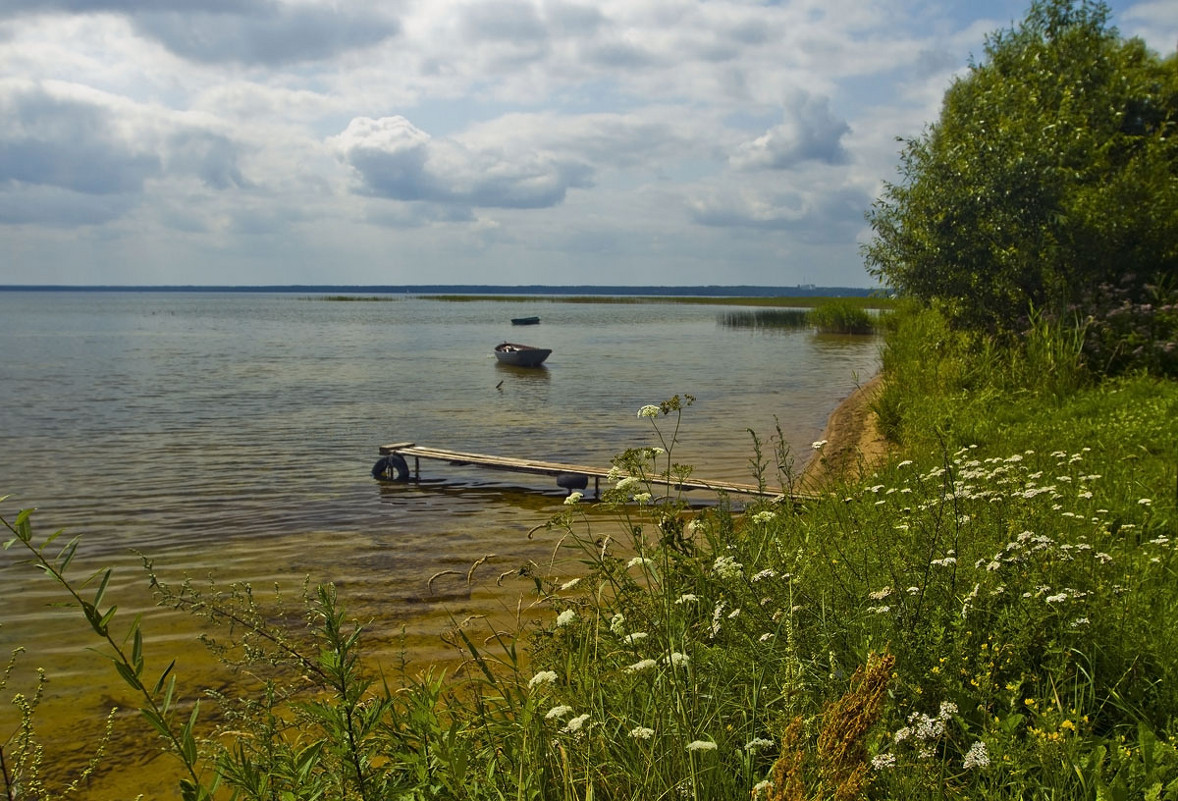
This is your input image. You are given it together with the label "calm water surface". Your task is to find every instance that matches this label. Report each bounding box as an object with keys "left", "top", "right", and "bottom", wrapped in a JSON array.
[{"left": 0, "top": 292, "right": 879, "bottom": 795}]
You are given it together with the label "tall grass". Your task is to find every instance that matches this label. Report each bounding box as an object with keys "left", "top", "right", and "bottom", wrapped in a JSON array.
[
  {"left": 2, "top": 312, "right": 1176, "bottom": 799},
  {"left": 719, "top": 309, "right": 810, "bottom": 329},
  {"left": 808, "top": 299, "right": 877, "bottom": 335}
]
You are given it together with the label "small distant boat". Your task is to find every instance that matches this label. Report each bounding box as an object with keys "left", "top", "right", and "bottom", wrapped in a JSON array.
[
  {"left": 511, "top": 316, "right": 541, "bottom": 326},
  {"left": 495, "top": 342, "right": 552, "bottom": 367}
]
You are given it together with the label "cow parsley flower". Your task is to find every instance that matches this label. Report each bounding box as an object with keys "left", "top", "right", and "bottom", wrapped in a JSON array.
[
  {"left": 559, "top": 577, "right": 581, "bottom": 591},
  {"left": 528, "top": 670, "right": 558, "bottom": 688},
  {"left": 667, "top": 652, "right": 690, "bottom": 667},
  {"left": 675, "top": 593, "right": 699, "bottom": 604},
  {"left": 686, "top": 740, "right": 717, "bottom": 752},
  {"left": 630, "top": 726, "right": 655, "bottom": 740},
  {"left": 713, "top": 555, "right": 743, "bottom": 580},
  {"left": 555, "top": 609, "right": 577, "bottom": 627},
  {"left": 545, "top": 705, "right": 573, "bottom": 720},
  {"left": 564, "top": 491, "right": 583, "bottom": 505},
  {"left": 625, "top": 658, "right": 657, "bottom": 673},
  {"left": 751, "top": 511, "right": 776, "bottom": 524},
  {"left": 562, "top": 713, "right": 590, "bottom": 734},
  {"left": 627, "top": 556, "right": 654, "bottom": 569},
  {"left": 638, "top": 405, "right": 661, "bottom": 419}
]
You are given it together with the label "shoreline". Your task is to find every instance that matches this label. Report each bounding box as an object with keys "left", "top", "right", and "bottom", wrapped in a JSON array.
[{"left": 800, "top": 372, "right": 889, "bottom": 489}]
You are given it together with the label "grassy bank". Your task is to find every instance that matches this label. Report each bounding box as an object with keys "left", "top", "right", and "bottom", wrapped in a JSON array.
[{"left": 2, "top": 307, "right": 1174, "bottom": 799}]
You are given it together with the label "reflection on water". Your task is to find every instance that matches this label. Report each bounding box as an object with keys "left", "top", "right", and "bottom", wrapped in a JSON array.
[{"left": 0, "top": 291, "right": 880, "bottom": 796}]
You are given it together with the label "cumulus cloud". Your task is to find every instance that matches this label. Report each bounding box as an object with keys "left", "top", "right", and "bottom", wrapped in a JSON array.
[
  {"left": 731, "top": 91, "right": 850, "bottom": 170},
  {"left": 0, "top": 82, "right": 160, "bottom": 195},
  {"left": 329, "top": 115, "right": 593, "bottom": 210},
  {"left": 687, "top": 181, "right": 870, "bottom": 243},
  {"left": 0, "top": 80, "right": 252, "bottom": 227}
]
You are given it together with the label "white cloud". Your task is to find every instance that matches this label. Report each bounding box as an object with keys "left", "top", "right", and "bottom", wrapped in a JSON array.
[{"left": 0, "top": 0, "right": 1166, "bottom": 285}]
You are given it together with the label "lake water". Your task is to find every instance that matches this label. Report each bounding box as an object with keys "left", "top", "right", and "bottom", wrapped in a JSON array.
[{"left": 0, "top": 291, "right": 879, "bottom": 795}]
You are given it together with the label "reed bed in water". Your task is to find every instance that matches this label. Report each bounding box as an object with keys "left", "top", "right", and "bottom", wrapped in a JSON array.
[{"left": 718, "top": 308, "right": 810, "bottom": 329}]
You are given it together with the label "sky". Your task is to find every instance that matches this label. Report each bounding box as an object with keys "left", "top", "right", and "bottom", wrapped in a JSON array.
[{"left": 1, "top": 1, "right": 1175, "bottom": 288}]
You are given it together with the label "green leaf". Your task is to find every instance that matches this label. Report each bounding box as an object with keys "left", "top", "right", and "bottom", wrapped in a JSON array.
[
  {"left": 114, "top": 659, "right": 144, "bottom": 691},
  {"left": 152, "top": 659, "right": 176, "bottom": 696}
]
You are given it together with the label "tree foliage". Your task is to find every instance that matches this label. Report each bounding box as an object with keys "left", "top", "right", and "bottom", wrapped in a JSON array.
[{"left": 864, "top": 0, "right": 1178, "bottom": 345}]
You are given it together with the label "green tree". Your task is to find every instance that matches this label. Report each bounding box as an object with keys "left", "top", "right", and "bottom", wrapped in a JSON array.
[{"left": 864, "top": 0, "right": 1178, "bottom": 339}]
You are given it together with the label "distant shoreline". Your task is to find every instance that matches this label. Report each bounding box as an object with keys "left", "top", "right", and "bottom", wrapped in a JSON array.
[{"left": 0, "top": 283, "right": 881, "bottom": 298}]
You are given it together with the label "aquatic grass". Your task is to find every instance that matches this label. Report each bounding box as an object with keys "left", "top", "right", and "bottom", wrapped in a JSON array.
[
  {"left": 807, "top": 299, "right": 878, "bottom": 335},
  {"left": 719, "top": 309, "right": 811, "bottom": 330}
]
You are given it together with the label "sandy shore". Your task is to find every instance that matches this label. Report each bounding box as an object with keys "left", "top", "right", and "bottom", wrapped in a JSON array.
[{"left": 800, "top": 373, "right": 890, "bottom": 489}]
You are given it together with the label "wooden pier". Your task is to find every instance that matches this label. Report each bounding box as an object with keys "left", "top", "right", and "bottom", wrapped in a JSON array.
[{"left": 375, "top": 442, "right": 808, "bottom": 501}]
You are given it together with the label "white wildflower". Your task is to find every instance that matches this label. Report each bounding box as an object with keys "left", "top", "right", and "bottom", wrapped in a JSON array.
[
  {"left": 609, "top": 613, "right": 625, "bottom": 634},
  {"left": 528, "top": 670, "right": 558, "bottom": 688},
  {"left": 564, "top": 491, "right": 584, "bottom": 505},
  {"left": 667, "top": 652, "right": 690, "bottom": 667},
  {"left": 867, "top": 605, "right": 891, "bottom": 614},
  {"left": 751, "top": 511, "right": 777, "bottom": 524},
  {"left": 624, "top": 632, "right": 649, "bottom": 644},
  {"left": 871, "top": 753, "right": 897, "bottom": 770},
  {"left": 751, "top": 568, "right": 778, "bottom": 582},
  {"left": 759, "top": 632, "right": 774, "bottom": 642},
  {"left": 727, "top": 608, "right": 741, "bottom": 619},
  {"left": 633, "top": 492, "right": 652, "bottom": 504},
  {"left": 562, "top": 713, "right": 590, "bottom": 734},
  {"left": 555, "top": 609, "right": 577, "bottom": 627},
  {"left": 962, "top": 740, "right": 990, "bottom": 770},
  {"left": 686, "top": 740, "right": 718, "bottom": 752},
  {"left": 1139, "top": 498, "right": 1153, "bottom": 506},
  {"left": 812, "top": 439, "right": 828, "bottom": 450},
  {"left": 897, "top": 460, "right": 913, "bottom": 468},
  {"left": 869, "top": 586, "right": 893, "bottom": 601},
  {"left": 638, "top": 404, "right": 661, "bottom": 419},
  {"left": 615, "top": 476, "right": 640, "bottom": 492},
  {"left": 626, "top": 556, "right": 654, "bottom": 569},
  {"left": 630, "top": 726, "right": 655, "bottom": 740},
  {"left": 545, "top": 705, "right": 573, "bottom": 720},
  {"left": 713, "top": 555, "right": 743, "bottom": 580},
  {"left": 1046, "top": 593, "right": 1068, "bottom": 604},
  {"left": 752, "top": 779, "right": 772, "bottom": 798},
  {"left": 559, "top": 577, "right": 581, "bottom": 591},
  {"left": 744, "top": 738, "right": 775, "bottom": 752},
  {"left": 625, "top": 659, "right": 658, "bottom": 673},
  {"left": 675, "top": 593, "right": 699, "bottom": 604}
]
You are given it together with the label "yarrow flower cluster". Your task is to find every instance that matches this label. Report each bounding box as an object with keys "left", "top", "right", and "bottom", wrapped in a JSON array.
[
  {"left": 630, "top": 726, "right": 655, "bottom": 740},
  {"left": 555, "top": 609, "right": 577, "bottom": 627},
  {"left": 638, "top": 404, "right": 661, "bottom": 419},
  {"left": 563, "top": 491, "right": 583, "bottom": 506},
  {"left": 962, "top": 740, "right": 990, "bottom": 770},
  {"left": 686, "top": 739, "right": 718, "bottom": 752},
  {"left": 751, "top": 510, "right": 777, "bottom": 524}
]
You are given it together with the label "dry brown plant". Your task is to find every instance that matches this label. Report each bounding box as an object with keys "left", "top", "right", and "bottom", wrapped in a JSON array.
[{"left": 762, "top": 652, "right": 895, "bottom": 801}]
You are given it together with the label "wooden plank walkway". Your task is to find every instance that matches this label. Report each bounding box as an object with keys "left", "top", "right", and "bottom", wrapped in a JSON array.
[{"left": 377, "top": 441, "right": 809, "bottom": 501}]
